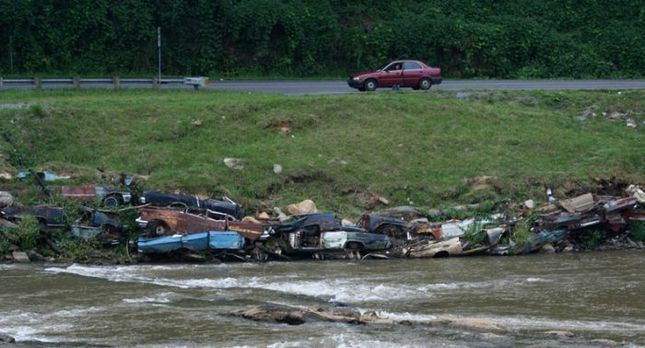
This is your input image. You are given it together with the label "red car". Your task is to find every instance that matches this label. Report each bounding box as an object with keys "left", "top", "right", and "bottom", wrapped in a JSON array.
[{"left": 348, "top": 60, "right": 442, "bottom": 91}]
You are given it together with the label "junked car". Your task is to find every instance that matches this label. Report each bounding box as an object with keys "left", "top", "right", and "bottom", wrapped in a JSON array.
[
  {"left": 60, "top": 186, "right": 133, "bottom": 206},
  {"left": 1, "top": 205, "right": 65, "bottom": 230},
  {"left": 138, "top": 231, "right": 246, "bottom": 254},
  {"left": 136, "top": 207, "right": 265, "bottom": 242},
  {"left": 263, "top": 213, "right": 392, "bottom": 256},
  {"left": 348, "top": 60, "right": 442, "bottom": 91},
  {"left": 139, "top": 191, "right": 245, "bottom": 220},
  {"left": 70, "top": 207, "right": 124, "bottom": 244}
]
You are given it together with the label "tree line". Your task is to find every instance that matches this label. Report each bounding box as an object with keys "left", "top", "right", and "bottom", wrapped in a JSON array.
[{"left": 1, "top": 0, "right": 643, "bottom": 78}]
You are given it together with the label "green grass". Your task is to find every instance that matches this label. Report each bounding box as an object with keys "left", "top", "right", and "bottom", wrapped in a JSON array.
[{"left": 0, "top": 89, "right": 643, "bottom": 217}]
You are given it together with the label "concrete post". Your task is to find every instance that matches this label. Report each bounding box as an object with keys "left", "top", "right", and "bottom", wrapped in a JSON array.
[
  {"left": 152, "top": 77, "right": 159, "bottom": 89},
  {"left": 73, "top": 77, "right": 80, "bottom": 89},
  {"left": 113, "top": 76, "right": 120, "bottom": 90},
  {"left": 34, "top": 77, "right": 41, "bottom": 89}
]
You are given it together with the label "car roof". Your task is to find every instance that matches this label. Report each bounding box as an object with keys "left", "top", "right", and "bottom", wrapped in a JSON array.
[{"left": 391, "top": 59, "right": 425, "bottom": 65}]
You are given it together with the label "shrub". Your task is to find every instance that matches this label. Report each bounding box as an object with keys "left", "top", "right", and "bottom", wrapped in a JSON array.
[
  {"left": 577, "top": 228, "right": 606, "bottom": 249},
  {"left": 628, "top": 221, "right": 645, "bottom": 242},
  {"left": 16, "top": 216, "right": 41, "bottom": 251},
  {"left": 512, "top": 219, "right": 531, "bottom": 245}
]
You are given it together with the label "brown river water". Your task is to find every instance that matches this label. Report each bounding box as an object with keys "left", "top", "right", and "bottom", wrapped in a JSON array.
[{"left": 1, "top": 250, "right": 644, "bottom": 347}]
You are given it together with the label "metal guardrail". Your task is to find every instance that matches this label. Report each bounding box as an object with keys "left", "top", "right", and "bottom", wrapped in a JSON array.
[{"left": 0, "top": 77, "right": 187, "bottom": 89}]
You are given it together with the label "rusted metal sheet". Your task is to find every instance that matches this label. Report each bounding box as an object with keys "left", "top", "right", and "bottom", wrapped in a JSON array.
[
  {"left": 403, "top": 237, "right": 463, "bottom": 258},
  {"left": 409, "top": 221, "right": 442, "bottom": 240},
  {"left": 625, "top": 209, "right": 645, "bottom": 222},
  {"left": 61, "top": 186, "right": 97, "bottom": 198},
  {"left": 486, "top": 227, "right": 506, "bottom": 246},
  {"left": 559, "top": 193, "right": 595, "bottom": 213},
  {"left": 603, "top": 197, "right": 638, "bottom": 213},
  {"left": 137, "top": 207, "right": 265, "bottom": 241}
]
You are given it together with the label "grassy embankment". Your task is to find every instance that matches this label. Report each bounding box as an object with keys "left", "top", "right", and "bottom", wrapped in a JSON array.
[{"left": 0, "top": 89, "right": 643, "bottom": 218}]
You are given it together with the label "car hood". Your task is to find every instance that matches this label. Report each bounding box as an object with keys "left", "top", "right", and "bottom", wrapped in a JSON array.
[{"left": 350, "top": 71, "right": 377, "bottom": 77}]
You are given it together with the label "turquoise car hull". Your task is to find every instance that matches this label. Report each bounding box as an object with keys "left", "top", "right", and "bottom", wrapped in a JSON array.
[{"left": 138, "top": 231, "right": 246, "bottom": 254}]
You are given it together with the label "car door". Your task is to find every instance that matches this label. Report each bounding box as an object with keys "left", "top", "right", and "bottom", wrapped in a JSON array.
[
  {"left": 379, "top": 62, "right": 403, "bottom": 87},
  {"left": 402, "top": 62, "right": 423, "bottom": 87}
]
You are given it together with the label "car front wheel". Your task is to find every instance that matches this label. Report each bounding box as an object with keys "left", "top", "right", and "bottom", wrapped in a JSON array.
[
  {"left": 418, "top": 78, "right": 431, "bottom": 90},
  {"left": 364, "top": 79, "right": 377, "bottom": 92}
]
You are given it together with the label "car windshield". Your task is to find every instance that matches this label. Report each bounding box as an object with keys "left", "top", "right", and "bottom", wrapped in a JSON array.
[{"left": 377, "top": 62, "right": 392, "bottom": 71}]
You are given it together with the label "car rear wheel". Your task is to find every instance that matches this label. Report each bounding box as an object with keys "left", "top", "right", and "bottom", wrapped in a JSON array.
[
  {"left": 418, "top": 78, "right": 431, "bottom": 90},
  {"left": 364, "top": 79, "right": 377, "bottom": 92},
  {"left": 148, "top": 220, "right": 169, "bottom": 237},
  {"left": 103, "top": 195, "right": 121, "bottom": 207}
]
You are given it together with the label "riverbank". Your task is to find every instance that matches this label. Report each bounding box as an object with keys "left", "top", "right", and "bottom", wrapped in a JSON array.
[{"left": 0, "top": 89, "right": 643, "bottom": 263}]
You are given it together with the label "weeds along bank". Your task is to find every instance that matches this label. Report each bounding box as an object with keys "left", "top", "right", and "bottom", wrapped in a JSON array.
[{"left": 0, "top": 89, "right": 643, "bottom": 262}]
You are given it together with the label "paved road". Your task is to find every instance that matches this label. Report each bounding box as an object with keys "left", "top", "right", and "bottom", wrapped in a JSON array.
[
  {"left": 2, "top": 79, "right": 644, "bottom": 94},
  {"left": 208, "top": 79, "right": 645, "bottom": 95}
]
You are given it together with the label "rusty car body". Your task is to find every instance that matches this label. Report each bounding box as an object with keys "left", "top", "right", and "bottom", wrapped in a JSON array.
[
  {"left": 402, "top": 237, "right": 463, "bottom": 258},
  {"left": 136, "top": 207, "right": 265, "bottom": 241}
]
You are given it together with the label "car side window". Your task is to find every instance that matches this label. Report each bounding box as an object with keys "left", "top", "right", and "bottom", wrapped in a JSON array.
[
  {"left": 403, "top": 62, "right": 421, "bottom": 70},
  {"left": 386, "top": 63, "right": 402, "bottom": 71}
]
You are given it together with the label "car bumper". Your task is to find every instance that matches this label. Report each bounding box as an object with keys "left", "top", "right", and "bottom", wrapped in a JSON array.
[
  {"left": 135, "top": 217, "right": 149, "bottom": 229},
  {"left": 431, "top": 77, "right": 442, "bottom": 85},
  {"left": 347, "top": 79, "right": 363, "bottom": 89}
]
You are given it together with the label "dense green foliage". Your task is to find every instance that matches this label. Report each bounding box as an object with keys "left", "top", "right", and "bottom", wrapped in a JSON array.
[{"left": 1, "top": 0, "right": 643, "bottom": 78}]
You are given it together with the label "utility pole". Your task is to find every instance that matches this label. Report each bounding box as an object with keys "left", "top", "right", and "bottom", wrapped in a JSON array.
[
  {"left": 9, "top": 35, "right": 14, "bottom": 74},
  {"left": 157, "top": 27, "right": 161, "bottom": 83}
]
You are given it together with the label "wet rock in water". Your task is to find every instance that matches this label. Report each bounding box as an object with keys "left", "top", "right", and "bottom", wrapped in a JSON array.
[
  {"left": 590, "top": 338, "right": 618, "bottom": 346},
  {"left": 11, "top": 251, "right": 30, "bottom": 263},
  {"left": 540, "top": 244, "right": 556, "bottom": 254},
  {"left": 233, "top": 305, "right": 395, "bottom": 326},
  {"left": 544, "top": 330, "right": 574, "bottom": 338},
  {"left": 232, "top": 305, "right": 507, "bottom": 332},
  {"left": 434, "top": 315, "right": 507, "bottom": 333},
  {"left": 0, "top": 333, "right": 15, "bottom": 344},
  {"left": 27, "top": 250, "right": 45, "bottom": 262}
]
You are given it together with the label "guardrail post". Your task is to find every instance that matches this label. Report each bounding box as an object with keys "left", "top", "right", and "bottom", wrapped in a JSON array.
[
  {"left": 152, "top": 77, "right": 159, "bottom": 89},
  {"left": 0, "top": 77, "right": 3, "bottom": 89},
  {"left": 113, "top": 76, "right": 121, "bottom": 90},
  {"left": 73, "top": 77, "right": 80, "bottom": 89},
  {"left": 34, "top": 77, "right": 41, "bottom": 89}
]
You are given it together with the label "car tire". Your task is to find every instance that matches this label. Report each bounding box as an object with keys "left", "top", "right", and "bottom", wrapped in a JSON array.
[
  {"left": 148, "top": 220, "right": 169, "bottom": 237},
  {"left": 364, "top": 79, "right": 377, "bottom": 92},
  {"left": 103, "top": 195, "right": 122, "bottom": 207},
  {"left": 418, "top": 78, "right": 431, "bottom": 90}
]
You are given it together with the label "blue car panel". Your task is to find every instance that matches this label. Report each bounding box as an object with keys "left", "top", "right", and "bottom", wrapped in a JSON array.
[{"left": 138, "top": 231, "right": 246, "bottom": 254}]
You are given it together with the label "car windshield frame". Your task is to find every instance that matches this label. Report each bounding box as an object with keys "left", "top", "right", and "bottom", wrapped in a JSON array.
[{"left": 377, "top": 62, "right": 395, "bottom": 71}]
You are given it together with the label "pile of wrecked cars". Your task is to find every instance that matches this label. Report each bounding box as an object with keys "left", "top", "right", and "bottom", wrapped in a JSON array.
[{"left": 1, "top": 177, "right": 644, "bottom": 262}]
